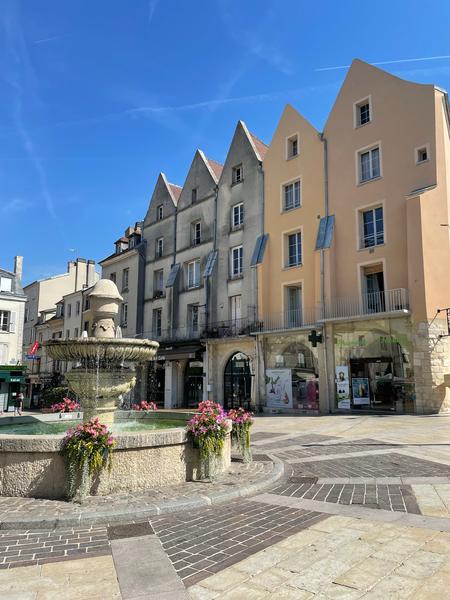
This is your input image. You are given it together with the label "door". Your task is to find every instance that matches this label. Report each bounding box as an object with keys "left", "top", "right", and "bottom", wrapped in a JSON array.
[
  {"left": 286, "top": 286, "right": 302, "bottom": 328},
  {"left": 364, "top": 269, "right": 385, "bottom": 313},
  {"left": 184, "top": 361, "right": 204, "bottom": 408},
  {"left": 350, "top": 358, "right": 396, "bottom": 411},
  {"left": 230, "top": 295, "right": 242, "bottom": 335},
  {"left": 223, "top": 352, "right": 252, "bottom": 410}
]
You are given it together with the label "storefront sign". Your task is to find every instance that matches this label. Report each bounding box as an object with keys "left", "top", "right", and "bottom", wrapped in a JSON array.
[
  {"left": 265, "top": 369, "right": 293, "bottom": 408},
  {"left": 335, "top": 366, "right": 350, "bottom": 409},
  {"left": 351, "top": 377, "right": 370, "bottom": 405}
]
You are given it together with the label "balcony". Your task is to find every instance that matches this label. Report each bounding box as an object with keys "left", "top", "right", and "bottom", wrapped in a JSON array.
[
  {"left": 204, "top": 317, "right": 255, "bottom": 339},
  {"left": 322, "top": 288, "right": 410, "bottom": 321},
  {"left": 147, "top": 326, "right": 203, "bottom": 343},
  {"left": 255, "top": 289, "right": 409, "bottom": 334}
]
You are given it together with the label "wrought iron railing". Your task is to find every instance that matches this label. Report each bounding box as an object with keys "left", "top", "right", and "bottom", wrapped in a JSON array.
[{"left": 322, "top": 288, "right": 409, "bottom": 320}]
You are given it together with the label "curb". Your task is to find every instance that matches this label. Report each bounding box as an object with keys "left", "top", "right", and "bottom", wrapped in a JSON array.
[{"left": 0, "top": 457, "right": 284, "bottom": 530}]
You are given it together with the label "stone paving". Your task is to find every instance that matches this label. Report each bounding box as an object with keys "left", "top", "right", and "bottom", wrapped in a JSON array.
[
  {"left": 1, "top": 414, "right": 450, "bottom": 598},
  {"left": 271, "top": 481, "right": 421, "bottom": 513}
]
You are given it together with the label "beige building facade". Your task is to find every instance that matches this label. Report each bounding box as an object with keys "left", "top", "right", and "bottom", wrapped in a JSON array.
[{"left": 258, "top": 59, "right": 450, "bottom": 415}]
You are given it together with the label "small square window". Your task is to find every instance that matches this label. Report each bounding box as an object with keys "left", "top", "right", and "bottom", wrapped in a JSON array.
[
  {"left": 355, "top": 98, "right": 371, "bottom": 127},
  {"left": 287, "top": 135, "right": 298, "bottom": 159},
  {"left": 232, "top": 165, "right": 243, "bottom": 184},
  {"left": 417, "top": 146, "right": 429, "bottom": 164}
]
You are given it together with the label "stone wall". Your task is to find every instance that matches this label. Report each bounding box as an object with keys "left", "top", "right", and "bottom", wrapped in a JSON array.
[
  {"left": 0, "top": 426, "right": 232, "bottom": 500},
  {"left": 412, "top": 318, "right": 450, "bottom": 413}
]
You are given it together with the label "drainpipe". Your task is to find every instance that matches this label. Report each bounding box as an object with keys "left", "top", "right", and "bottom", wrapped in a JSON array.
[
  {"left": 170, "top": 205, "right": 178, "bottom": 338},
  {"left": 206, "top": 185, "right": 219, "bottom": 332},
  {"left": 320, "top": 133, "right": 331, "bottom": 413}
]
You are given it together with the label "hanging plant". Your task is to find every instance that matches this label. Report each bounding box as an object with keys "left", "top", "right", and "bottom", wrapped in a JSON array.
[
  {"left": 228, "top": 408, "right": 254, "bottom": 463},
  {"left": 187, "top": 401, "right": 228, "bottom": 478},
  {"left": 63, "top": 418, "right": 116, "bottom": 499}
]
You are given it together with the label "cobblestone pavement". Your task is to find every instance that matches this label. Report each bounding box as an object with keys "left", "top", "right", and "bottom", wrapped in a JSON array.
[
  {"left": 1, "top": 414, "right": 450, "bottom": 598},
  {"left": 271, "top": 481, "right": 422, "bottom": 513}
]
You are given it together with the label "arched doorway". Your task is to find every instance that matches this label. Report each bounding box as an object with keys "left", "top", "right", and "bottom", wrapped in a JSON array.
[
  {"left": 184, "top": 359, "right": 204, "bottom": 408},
  {"left": 223, "top": 352, "right": 252, "bottom": 410}
]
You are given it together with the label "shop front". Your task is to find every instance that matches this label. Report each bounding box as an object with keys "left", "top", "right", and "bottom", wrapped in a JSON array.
[
  {"left": 156, "top": 343, "right": 205, "bottom": 408},
  {"left": 262, "top": 333, "right": 320, "bottom": 413},
  {"left": 0, "top": 365, "right": 27, "bottom": 412},
  {"left": 332, "top": 317, "right": 415, "bottom": 413}
]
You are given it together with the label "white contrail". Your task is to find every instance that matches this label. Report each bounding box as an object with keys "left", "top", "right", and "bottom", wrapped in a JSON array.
[{"left": 315, "top": 54, "right": 450, "bottom": 72}]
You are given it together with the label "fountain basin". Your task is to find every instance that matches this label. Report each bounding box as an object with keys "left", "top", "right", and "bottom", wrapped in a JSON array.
[{"left": 0, "top": 412, "right": 232, "bottom": 499}]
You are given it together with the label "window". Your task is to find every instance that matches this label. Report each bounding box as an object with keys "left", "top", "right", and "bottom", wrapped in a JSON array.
[
  {"left": 66, "top": 329, "right": 70, "bottom": 339},
  {"left": 286, "top": 286, "right": 302, "bottom": 328},
  {"left": 76, "top": 301, "right": 80, "bottom": 315},
  {"left": 191, "top": 221, "right": 201, "bottom": 246},
  {"left": 56, "top": 304, "right": 64, "bottom": 318},
  {"left": 231, "top": 246, "right": 243, "bottom": 277},
  {"left": 84, "top": 321, "right": 89, "bottom": 333},
  {"left": 230, "top": 295, "right": 242, "bottom": 322},
  {"left": 110, "top": 272, "right": 116, "bottom": 284},
  {"left": 287, "top": 232, "right": 302, "bottom": 267},
  {"left": 157, "top": 204, "right": 164, "bottom": 220},
  {"left": 192, "top": 188, "right": 197, "bottom": 203},
  {"left": 121, "top": 303, "right": 128, "bottom": 327},
  {"left": 156, "top": 237, "right": 164, "bottom": 258},
  {"left": 153, "top": 308, "right": 162, "bottom": 337},
  {"left": 0, "top": 277, "right": 12, "bottom": 293},
  {"left": 232, "top": 164, "right": 243, "bottom": 184},
  {"left": 287, "top": 134, "right": 299, "bottom": 159},
  {"left": 0, "top": 311, "right": 10, "bottom": 332},
  {"left": 74, "top": 327, "right": 79, "bottom": 338},
  {"left": 153, "top": 269, "right": 164, "bottom": 295},
  {"left": 416, "top": 146, "right": 429, "bottom": 164},
  {"left": 188, "top": 304, "right": 199, "bottom": 334},
  {"left": 187, "top": 260, "right": 200, "bottom": 289},
  {"left": 355, "top": 99, "right": 371, "bottom": 126},
  {"left": 359, "top": 146, "right": 380, "bottom": 183},
  {"left": 361, "top": 206, "right": 384, "bottom": 248},
  {"left": 122, "top": 268, "right": 129, "bottom": 291},
  {"left": 232, "top": 203, "right": 244, "bottom": 229},
  {"left": 25, "top": 307, "right": 29, "bottom": 322},
  {"left": 67, "top": 304, "right": 72, "bottom": 318},
  {"left": 283, "top": 180, "right": 301, "bottom": 211}
]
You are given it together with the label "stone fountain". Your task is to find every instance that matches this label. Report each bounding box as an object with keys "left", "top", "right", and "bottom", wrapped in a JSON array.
[
  {"left": 0, "top": 279, "right": 232, "bottom": 500},
  {"left": 45, "top": 279, "right": 159, "bottom": 424}
]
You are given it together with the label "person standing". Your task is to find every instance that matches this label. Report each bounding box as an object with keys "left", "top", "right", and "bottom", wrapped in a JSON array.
[{"left": 14, "top": 392, "right": 24, "bottom": 416}]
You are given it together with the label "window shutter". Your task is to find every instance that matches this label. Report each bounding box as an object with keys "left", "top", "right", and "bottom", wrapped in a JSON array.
[{"left": 9, "top": 311, "right": 16, "bottom": 333}]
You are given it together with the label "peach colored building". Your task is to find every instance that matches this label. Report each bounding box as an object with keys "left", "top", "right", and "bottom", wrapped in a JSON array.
[{"left": 257, "top": 60, "right": 450, "bottom": 415}]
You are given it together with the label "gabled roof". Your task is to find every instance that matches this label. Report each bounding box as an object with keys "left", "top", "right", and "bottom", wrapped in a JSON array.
[
  {"left": 168, "top": 182, "right": 182, "bottom": 203},
  {"left": 249, "top": 132, "right": 268, "bottom": 161},
  {"left": 238, "top": 120, "right": 268, "bottom": 161},
  {"left": 205, "top": 157, "right": 223, "bottom": 182}
]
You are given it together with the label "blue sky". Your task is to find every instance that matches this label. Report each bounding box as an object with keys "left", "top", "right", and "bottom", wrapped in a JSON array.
[{"left": 2, "top": 0, "right": 450, "bottom": 284}]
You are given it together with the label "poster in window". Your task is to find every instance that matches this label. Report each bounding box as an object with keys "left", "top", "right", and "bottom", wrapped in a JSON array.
[
  {"left": 335, "top": 365, "right": 350, "bottom": 409},
  {"left": 351, "top": 377, "right": 370, "bottom": 405},
  {"left": 265, "top": 369, "right": 293, "bottom": 408}
]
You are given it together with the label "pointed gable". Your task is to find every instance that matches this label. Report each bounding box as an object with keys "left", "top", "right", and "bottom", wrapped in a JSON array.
[
  {"left": 143, "top": 173, "right": 179, "bottom": 226},
  {"left": 176, "top": 150, "right": 222, "bottom": 209}
]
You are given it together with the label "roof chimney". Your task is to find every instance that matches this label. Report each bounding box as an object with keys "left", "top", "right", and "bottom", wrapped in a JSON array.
[{"left": 14, "top": 256, "right": 23, "bottom": 282}]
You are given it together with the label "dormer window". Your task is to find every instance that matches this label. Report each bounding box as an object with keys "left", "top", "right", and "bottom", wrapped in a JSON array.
[
  {"left": 157, "top": 204, "right": 164, "bottom": 221},
  {"left": 232, "top": 164, "right": 243, "bottom": 185},
  {"left": 354, "top": 97, "right": 372, "bottom": 127},
  {"left": 287, "top": 134, "right": 299, "bottom": 159},
  {"left": 0, "top": 277, "right": 12, "bottom": 293}
]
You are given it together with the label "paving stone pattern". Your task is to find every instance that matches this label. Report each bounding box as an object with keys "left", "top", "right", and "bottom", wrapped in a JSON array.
[
  {"left": 256, "top": 433, "right": 339, "bottom": 450},
  {"left": 273, "top": 438, "right": 398, "bottom": 460},
  {"left": 0, "top": 526, "right": 110, "bottom": 569},
  {"left": 292, "top": 452, "right": 450, "bottom": 478},
  {"left": 151, "top": 498, "right": 328, "bottom": 588},
  {"left": 271, "top": 481, "right": 422, "bottom": 513}
]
